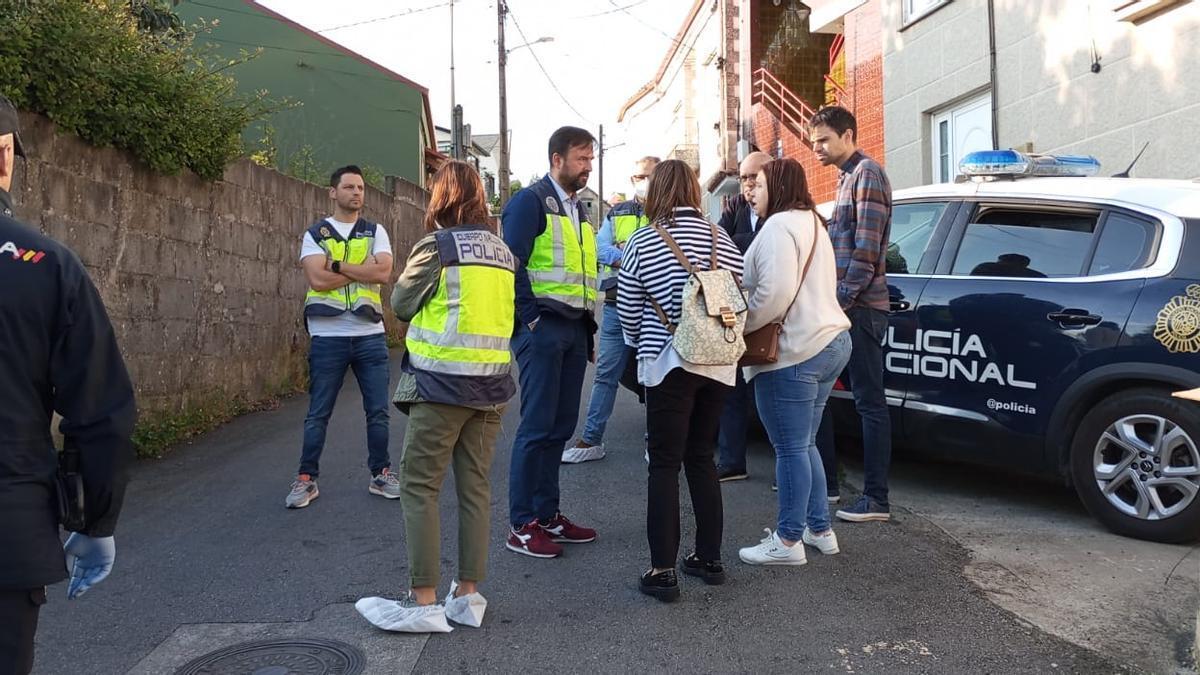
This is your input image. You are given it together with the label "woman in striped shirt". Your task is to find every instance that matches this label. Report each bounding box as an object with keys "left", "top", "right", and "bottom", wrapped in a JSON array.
[{"left": 617, "top": 159, "right": 744, "bottom": 602}]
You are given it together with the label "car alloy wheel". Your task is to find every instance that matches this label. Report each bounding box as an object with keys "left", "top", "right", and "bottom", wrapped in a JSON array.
[{"left": 1093, "top": 414, "right": 1200, "bottom": 520}]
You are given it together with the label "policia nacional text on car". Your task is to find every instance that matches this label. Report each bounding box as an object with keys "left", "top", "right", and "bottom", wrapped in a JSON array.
[{"left": 0, "top": 95, "right": 136, "bottom": 674}]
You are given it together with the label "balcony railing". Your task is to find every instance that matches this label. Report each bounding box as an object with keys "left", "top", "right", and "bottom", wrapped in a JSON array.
[{"left": 752, "top": 67, "right": 819, "bottom": 143}]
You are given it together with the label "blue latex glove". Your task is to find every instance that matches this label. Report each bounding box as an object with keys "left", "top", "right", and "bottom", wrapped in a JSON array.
[{"left": 63, "top": 533, "right": 116, "bottom": 600}]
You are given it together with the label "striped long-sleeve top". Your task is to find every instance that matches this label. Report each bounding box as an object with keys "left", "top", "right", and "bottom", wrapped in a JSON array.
[{"left": 617, "top": 207, "right": 745, "bottom": 361}]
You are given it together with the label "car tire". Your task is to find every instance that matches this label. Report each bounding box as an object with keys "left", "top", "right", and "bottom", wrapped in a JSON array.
[{"left": 1070, "top": 387, "right": 1200, "bottom": 543}]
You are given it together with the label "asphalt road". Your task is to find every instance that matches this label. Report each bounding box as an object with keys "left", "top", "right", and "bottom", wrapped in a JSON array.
[{"left": 32, "top": 352, "right": 1126, "bottom": 674}]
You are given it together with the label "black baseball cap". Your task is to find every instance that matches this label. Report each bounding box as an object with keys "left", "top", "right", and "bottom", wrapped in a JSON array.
[{"left": 0, "top": 94, "right": 26, "bottom": 158}]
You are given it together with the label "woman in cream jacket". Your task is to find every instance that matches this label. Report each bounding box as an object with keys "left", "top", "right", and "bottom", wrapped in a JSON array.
[{"left": 737, "top": 158, "right": 852, "bottom": 567}]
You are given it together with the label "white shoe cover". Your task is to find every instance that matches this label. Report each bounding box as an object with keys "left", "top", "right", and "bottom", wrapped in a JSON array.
[
  {"left": 562, "top": 443, "right": 605, "bottom": 464},
  {"left": 355, "top": 596, "right": 453, "bottom": 633},
  {"left": 444, "top": 581, "right": 487, "bottom": 628}
]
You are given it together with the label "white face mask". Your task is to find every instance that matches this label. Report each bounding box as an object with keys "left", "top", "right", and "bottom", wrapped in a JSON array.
[{"left": 633, "top": 180, "right": 649, "bottom": 200}]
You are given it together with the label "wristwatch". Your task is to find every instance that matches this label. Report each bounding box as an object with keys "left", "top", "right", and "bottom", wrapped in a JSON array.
[{"left": 331, "top": 261, "right": 342, "bottom": 274}]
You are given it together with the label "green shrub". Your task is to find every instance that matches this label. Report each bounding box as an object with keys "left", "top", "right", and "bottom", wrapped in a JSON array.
[{"left": 0, "top": 0, "right": 278, "bottom": 180}]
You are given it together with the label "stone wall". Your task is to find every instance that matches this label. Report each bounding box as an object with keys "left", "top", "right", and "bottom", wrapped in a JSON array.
[{"left": 10, "top": 112, "right": 426, "bottom": 416}]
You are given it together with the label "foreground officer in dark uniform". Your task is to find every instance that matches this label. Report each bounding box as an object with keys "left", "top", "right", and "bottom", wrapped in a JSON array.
[{"left": 0, "top": 96, "right": 136, "bottom": 673}]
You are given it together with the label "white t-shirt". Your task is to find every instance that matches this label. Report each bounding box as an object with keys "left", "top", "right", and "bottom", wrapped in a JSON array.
[{"left": 300, "top": 217, "right": 392, "bottom": 337}]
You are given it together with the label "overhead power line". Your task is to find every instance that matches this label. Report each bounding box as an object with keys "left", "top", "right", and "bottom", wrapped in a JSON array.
[
  {"left": 573, "top": 0, "right": 650, "bottom": 19},
  {"left": 318, "top": 1, "right": 452, "bottom": 33},
  {"left": 506, "top": 4, "right": 591, "bottom": 123},
  {"left": 607, "top": 0, "right": 697, "bottom": 57}
]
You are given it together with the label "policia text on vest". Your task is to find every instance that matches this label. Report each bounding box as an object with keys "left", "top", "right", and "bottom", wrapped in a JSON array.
[{"left": 406, "top": 228, "right": 516, "bottom": 378}]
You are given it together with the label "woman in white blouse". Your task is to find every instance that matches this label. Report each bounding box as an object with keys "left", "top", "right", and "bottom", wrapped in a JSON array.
[{"left": 737, "top": 158, "right": 852, "bottom": 567}]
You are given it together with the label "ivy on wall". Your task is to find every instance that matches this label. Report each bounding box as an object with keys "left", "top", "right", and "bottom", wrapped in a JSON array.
[{"left": 0, "top": 0, "right": 281, "bottom": 180}]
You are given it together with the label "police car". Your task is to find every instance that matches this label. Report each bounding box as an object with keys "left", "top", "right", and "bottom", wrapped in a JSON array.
[{"left": 827, "top": 150, "right": 1200, "bottom": 543}]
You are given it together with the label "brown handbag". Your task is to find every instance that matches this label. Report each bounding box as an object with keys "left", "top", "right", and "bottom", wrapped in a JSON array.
[{"left": 739, "top": 218, "right": 819, "bottom": 367}]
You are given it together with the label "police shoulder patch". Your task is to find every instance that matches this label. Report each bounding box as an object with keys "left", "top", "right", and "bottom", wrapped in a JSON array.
[{"left": 545, "top": 196, "right": 559, "bottom": 214}]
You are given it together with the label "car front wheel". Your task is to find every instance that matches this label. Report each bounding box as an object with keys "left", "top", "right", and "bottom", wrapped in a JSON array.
[{"left": 1071, "top": 388, "right": 1200, "bottom": 543}]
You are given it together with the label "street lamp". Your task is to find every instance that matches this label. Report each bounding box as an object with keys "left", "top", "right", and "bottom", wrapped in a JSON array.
[{"left": 508, "top": 36, "right": 553, "bottom": 54}]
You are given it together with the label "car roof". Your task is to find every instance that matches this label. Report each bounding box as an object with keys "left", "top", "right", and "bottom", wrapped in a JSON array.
[{"left": 892, "top": 177, "right": 1200, "bottom": 218}]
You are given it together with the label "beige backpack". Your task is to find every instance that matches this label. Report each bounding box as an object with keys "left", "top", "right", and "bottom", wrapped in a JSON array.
[{"left": 647, "top": 222, "right": 747, "bottom": 366}]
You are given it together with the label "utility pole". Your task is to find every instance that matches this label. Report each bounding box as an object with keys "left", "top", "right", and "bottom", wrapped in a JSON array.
[
  {"left": 450, "top": 0, "right": 461, "bottom": 160},
  {"left": 597, "top": 124, "right": 604, "bottom": 222},
  {"left": 497, "top": 0, "right": 511, "bottom": 207}
]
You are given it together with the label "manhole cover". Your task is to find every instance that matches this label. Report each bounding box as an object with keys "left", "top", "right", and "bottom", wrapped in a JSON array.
[{"left": 175, "top": 637, "right": 365, "bottom": 675}]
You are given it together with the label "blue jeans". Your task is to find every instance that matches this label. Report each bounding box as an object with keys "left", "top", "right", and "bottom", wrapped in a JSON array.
[
  {"left": 754, "top": 332, "right": 852, "bottom": 541},
  {"left": 716, "top": 369, "right": 752, "bottom": 471},
  {"left": 298, "top": 333, "right": 391, "bottom": 478},
  {"left": 509, "top": 314, "right": 589, "bottom": 526},
  {"left": 817, "top": 307, "right": 892, "bottom": 507},
  {"left": 580, "top": 303, "right": 634, "bottom": 444}
]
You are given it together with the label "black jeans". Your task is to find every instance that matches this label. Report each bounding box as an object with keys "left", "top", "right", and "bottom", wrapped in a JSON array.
[
  {"left": 0, "top": 588, "right": 45, "bottom": 675},
  {"left": 817, "top": 306, "right": 892, "bottom": 506},
  {"left": 645, "top": 369, "right": 730, "bottom": 569}
]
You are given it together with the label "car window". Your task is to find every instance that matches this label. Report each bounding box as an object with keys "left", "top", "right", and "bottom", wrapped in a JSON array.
[
  {"left": 951, "top": 208, "right": 1099, "bottom": 278},
  {"left": 1088, "top": 212, "right": 1158, "bottom": 275},
  {"left": 888, "top": 202, "right": 947, "bottom": 274}
]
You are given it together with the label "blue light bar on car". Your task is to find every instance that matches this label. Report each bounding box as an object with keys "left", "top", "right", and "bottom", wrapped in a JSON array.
[{"left": 959, "top": 149, "right": 1101, "bottom": 178}]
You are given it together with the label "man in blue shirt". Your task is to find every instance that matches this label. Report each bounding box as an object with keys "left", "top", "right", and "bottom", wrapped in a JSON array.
[
  {"left": 502, "top": 127, "right": 600, "bottom": 559},
  {"left": 715, "top": 151, "right": 771, "bottom": 483},
  {"left": 563, "top": 156, "right": 658, "bottom": 464}
]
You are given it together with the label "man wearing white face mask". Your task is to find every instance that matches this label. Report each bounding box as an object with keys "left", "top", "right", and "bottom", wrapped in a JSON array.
[{"left": 563, "top": 156, "right": 659, "bottom": 464}]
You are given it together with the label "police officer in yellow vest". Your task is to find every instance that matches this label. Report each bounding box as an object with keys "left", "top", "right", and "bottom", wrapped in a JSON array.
[
  {"left": 289, "top": 165, "right": 396, "bottom": 509},
  {"left": 356, "top": 161, "right": 514, "bottom": 632},
  {"left": 563, "top": 156, "right": 659, "bottom": 464},
  {"left": 501, "top": 126, "right": 600, "bottom": 558}
]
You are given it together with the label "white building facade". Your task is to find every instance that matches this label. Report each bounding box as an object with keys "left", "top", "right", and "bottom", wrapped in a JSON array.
[{"left": 883, "top": 0, "right": 1200, "bottom": 188}]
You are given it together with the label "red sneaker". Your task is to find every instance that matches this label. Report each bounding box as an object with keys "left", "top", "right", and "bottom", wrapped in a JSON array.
[
  {"left": 540, "top": 513, "right": 596, "bottom": 544},
  {"left": 506, "top": 521, "right": 563, "bottom": 558}
]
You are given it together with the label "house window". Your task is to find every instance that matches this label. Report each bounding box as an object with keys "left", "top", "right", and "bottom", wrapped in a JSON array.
[
  {"left": 903, "top": 0, "right": 951, "bottom": 24},
  {"left": 930, "top": 93, "right": 992, "bottom": 183}
]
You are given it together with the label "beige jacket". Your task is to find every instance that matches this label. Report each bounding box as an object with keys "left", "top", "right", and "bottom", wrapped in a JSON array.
[{"left": 742, "top": 208, "right": 851, "bottom": 381}]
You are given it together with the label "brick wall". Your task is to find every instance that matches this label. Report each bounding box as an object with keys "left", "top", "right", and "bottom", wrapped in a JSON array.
[
  {"left": 10, "top": 112, "right": 426, "bottom": 416},
  {"left": 752, "top": 102, "right": 840, "bottom": 201},
  {"left": 843, "top": 0, "right": 886, "bottom": 167},
  {"left": 748, "top": 0, "right": 886, "bottom": 204}
]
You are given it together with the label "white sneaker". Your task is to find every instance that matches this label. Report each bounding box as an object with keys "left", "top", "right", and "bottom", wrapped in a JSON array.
[
  {"left": 444, "top": 581, "right": 487, "bottom": 628},
  {"left": 738, "top": 528, "right": 807, "bottom": 566},
  {"left": 355, "top": 593, "right": 453, "bottom": 633},
  {"left": 562, "top": 442, "right": 605, "bottom": 464},
  {"left": 801, "top": 527, "right": 840, "bottom": 555}
]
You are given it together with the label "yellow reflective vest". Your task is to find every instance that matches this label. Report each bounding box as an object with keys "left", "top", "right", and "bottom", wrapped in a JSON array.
[
  {"left": 599, "top": 199, "right": 648, "bottom": 290},
  {"left": 525, "top": 180, "right": 598, "bottom": 312},
  {"left": 406, "top": 227, "right": 516, "bottom": 377},
  {"left": 610, "top": 200, "right": 649, "bottom": 245},
  {"left": 303, "top": 219, "right": 385, "bottom": 323}
]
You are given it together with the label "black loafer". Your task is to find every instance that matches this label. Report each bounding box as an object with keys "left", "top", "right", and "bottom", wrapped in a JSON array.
[
  {"left": 680, "top": 553, "right": 726, "bottom": 585},
  {"left": 639, "top": 569, "right": 680, "bottom": 602},
  {"left": 717, "top": 465, "right": 749, "bottom": 482}
]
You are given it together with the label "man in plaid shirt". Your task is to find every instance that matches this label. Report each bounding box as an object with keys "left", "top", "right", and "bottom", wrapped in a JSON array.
[{"left": 809, "top": 106, "right": 894, "bottom": 523}]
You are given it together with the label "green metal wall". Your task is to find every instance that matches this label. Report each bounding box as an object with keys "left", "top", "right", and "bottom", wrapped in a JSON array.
[{"left": 176, "top": 0, "right": 429, "bottom": 185}]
